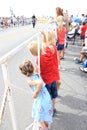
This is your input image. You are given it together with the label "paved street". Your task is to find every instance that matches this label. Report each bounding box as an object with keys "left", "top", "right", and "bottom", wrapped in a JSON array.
[{"left": 51, "top": 42, "right": 87, "bottom": 130}]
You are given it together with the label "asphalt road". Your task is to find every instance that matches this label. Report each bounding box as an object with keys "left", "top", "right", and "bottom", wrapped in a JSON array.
[{"left": 0, "top": 23, "right": 49, "bottom": 57}]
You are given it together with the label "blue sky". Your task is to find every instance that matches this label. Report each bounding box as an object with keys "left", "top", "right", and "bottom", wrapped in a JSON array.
[{"left": 0, "top": 0, "right": 87, "bottom": 17}]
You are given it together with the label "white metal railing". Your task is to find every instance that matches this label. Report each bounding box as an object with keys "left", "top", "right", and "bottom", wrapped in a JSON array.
[
  {"left": 0, "top": 32, "right": 41, "bottom": 130},
  {"left": 25, "top": 121, "right": 39, "bottom": 130}
]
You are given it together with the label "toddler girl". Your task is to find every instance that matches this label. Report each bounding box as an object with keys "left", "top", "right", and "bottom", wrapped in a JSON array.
[{"left": 19, "top": 60, "right": 52, "bottom": 130}]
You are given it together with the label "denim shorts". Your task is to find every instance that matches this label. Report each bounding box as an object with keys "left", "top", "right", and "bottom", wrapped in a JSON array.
[
  {"left": 45, "top": 81, "right": 58, "bottom": 99},
  {"left": 57, "top": 44, "right": 64, "bottom": 51},
  {"left": 80, "top": 36, "right": 85, "bottom": 40}
]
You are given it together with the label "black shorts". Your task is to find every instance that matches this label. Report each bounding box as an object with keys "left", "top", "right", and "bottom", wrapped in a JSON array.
[{"left": 45, "top": 81, "right": 58, "bottom": 99}]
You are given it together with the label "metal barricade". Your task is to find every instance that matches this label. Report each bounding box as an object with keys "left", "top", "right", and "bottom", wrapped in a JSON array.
[
  {"left": 0, "top": 32, "right": 41, "bottom": 130},
  {"left": 25, "top": 121, "right": 39, "bottom": 130}
]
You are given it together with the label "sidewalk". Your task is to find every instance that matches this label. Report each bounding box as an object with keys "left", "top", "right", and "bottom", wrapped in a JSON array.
[{"left": 51, "top": 42, "right": 87, "bottom": 130}]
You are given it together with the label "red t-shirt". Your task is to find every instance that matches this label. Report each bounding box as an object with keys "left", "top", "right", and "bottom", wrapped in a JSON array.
[
  {"left": 36, "top": 47, "right": 56, "bottom": 84},
  {"left": 50, "top": 44, "right": 60, "bottom": 81},
  {"left": 36, "top": 45, "right": 60, "bottom": 84},
  {"left": 56, "top": 26, "right": 66, "bottom": 44},
  {"left": 80, "top": 25, "right": 87, "bottom": 36}
]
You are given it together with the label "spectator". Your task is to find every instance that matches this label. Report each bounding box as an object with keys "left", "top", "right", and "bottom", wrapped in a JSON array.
[
  {"left": 80, "top": 21, "right": 87, "bottom": 46},
  {"left": 85, "top": 14, "right": 87, "bottom": 24},
  {"left": 32, "top": 14, "right": 36, "bottom": 28},
  {"left": 56, "top": 15, "right": 67, "bottom": 60},
  {"left": 50, "top": 7, "right": 69, "bottom": 67},
  {"left": 41, "top": 31, "right": 61, "bottom": 90},
  {"left": 74, "top": 29, "right": 87, "bottom": 64},
  {"left": 19, "top": 60, "right": 52, "bottom": 130},
  {"left": 28, "top": 32, "right": 58, "bottom": 117}
]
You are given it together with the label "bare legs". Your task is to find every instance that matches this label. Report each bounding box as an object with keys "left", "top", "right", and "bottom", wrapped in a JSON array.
[{"left": 39, "top": 122, "right": 48, "bottom": 130}]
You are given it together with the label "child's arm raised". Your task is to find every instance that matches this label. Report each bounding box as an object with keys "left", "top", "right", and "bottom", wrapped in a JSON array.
[
  {"left": 41, "top": 31, "right": 47, "bottom": 43},
  {"left": 27, "top": 79, "right": 42, "bottom": 98}
]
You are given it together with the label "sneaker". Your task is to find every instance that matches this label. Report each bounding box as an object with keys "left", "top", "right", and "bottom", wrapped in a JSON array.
[
  {"left": 80, "top": 67, "right": 87, "bottom": 73},
  {"left": 60, "top": 57, "right": 64, "bottom": 60},
  {"left": 74, "top": 58, "right": 82, "bottom": 64},
  {"left": 78, "top": 59, "right": 82, "bottom": 63}
]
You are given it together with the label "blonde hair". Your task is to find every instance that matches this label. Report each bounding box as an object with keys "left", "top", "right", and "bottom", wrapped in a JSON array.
[
  {"left": 44, "top": 31, "right": 56, "bottom": 45},
  {"left": 56, "top": 15, "right": 64, "bottom": 33},
  {"left": 19, "top": 60, "right": 34, "bottom": 77},
  {"left": 28, "top": 41, "right": 42, "bottom": 56}
]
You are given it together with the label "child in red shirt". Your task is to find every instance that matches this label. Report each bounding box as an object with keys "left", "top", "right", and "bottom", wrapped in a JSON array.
[
  {"left": 56, "top": 15, "right": 67, "bottom": 60},
  {"left": 41, "top": 31, "right": 61, "bottom": 90},
  {"left": 80, "top": 21, "right": 87, "bottom": 46},
  {"left": 28, "top": 31, "right": 60, "bottom": 116}
]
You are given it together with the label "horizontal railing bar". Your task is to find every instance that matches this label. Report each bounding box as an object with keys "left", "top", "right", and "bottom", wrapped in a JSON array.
[{"left": 0, "top": 32, "right": 40, "bottom": 65}]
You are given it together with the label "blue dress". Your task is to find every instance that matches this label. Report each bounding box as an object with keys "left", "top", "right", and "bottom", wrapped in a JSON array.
[{"left": 29, "top": 73, "right": 53, "bottom": 123}]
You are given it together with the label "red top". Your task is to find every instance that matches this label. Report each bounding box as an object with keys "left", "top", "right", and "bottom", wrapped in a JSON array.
[
  {"left": 36, "top": 45, "right": 60, "bottom": 84},
  {"left": 50, "top": 44, "right": 60, "bottom": 81},
  {"left": 80, "top": 25, "right": 87, "bottom": 36},
  {"left": 56, "top": 26, "right": 66, "bottom": 44}
]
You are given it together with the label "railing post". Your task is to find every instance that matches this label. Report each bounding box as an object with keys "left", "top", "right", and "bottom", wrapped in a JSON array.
[
  {"left": 37, "top": 35, "right": 41, "bottom": 75},
  {"left": 0, "top": 63, "right": 17, "bottom": 130}
]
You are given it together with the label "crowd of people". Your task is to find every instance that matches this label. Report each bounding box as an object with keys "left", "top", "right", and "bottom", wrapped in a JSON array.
[
  {"left": 0, "top": 14, "right": 42, "bottom": 30},
  {"left": 0, "top": 15, "right": 32, "bottom": 28},
  {"left": 74, "top": 21, "right": 87, "bottom": 72},
  {"left": 74, "top": 30, "right": 87, "bottom": 72}
]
